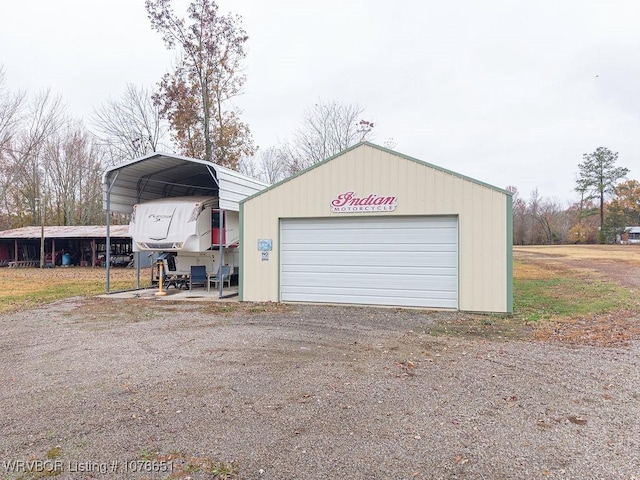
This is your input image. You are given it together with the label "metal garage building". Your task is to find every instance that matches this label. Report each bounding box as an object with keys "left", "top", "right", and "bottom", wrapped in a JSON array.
[{"left": 240, "top": 142, "right": 513, "bottom": 313}]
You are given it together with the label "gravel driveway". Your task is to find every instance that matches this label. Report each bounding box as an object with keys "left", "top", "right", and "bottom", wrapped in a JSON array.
[{"left": 0, "top": 297, "right": 638, "bottom": 479}]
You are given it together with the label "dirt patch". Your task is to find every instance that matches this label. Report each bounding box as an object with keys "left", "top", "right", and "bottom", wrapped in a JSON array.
[{"left": 1, "top": 298, "right": 639, "bottom": 479}]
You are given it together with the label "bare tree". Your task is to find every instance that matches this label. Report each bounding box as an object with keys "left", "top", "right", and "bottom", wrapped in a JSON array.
[
  {"left": 0, "top": 66, "right": 26, "bottom": 155},
  {"left": 507, "top": 186, "right": 528, "bottom": 245},
  {"left": 44, "top": 123, "right": 105, "bottom": 225},
  {"left": 256, "top": 146, "right": 289, "bottom": 184},
  {"left": 237, "top": 146, "right": 288, "bottom": 184},
  {"left": 2, "top": 90, "right": 64, "bottom": 226},
  {"left": 92, "top": 83, "right": 168, "bottom": 165},
  {"left": 287, "top": 99, "right": 374, "bottom": 174},
  {"left": 235, "top": 153, "right": 259, "bottom": 180},
  {"left": 527, "top": 189, "right": 567, "bottom": 244},
  {"left": 77, "top": 147, "right": 106, "bottom": 225}
]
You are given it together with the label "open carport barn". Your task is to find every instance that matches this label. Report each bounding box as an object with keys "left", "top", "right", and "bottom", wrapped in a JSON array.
[
  {"left": 0, "top": 225, "right": 130, "bottom": 267},
  {"left": 102, "top": 151, "right": 268, "bottom": 291},
  {"left": 240, "top": 142, "right": 513, "bottom": 313}
]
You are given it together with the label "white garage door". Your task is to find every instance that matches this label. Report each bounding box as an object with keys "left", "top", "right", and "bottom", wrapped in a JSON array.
[{"left": 280, "top": 216, "right": 458, "bottom": 308}]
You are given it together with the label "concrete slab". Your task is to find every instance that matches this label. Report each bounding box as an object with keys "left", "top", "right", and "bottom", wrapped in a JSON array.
[{"left": 100, "top": 287, "right": 239, "bottom": 302}]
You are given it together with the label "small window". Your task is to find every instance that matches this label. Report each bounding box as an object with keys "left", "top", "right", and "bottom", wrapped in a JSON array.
[{"left": 212, "top": 210, "right": 225, "bottom": 228}]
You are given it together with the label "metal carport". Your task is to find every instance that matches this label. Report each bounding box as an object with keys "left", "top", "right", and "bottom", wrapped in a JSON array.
[{"left": 102, "top": 152, "right": 268, "bottom": 295}]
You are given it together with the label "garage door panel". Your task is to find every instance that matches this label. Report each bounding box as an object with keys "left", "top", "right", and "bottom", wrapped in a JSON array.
[
  {"left": 281, "top": 251, "right": 458, "bottom": 267},
  {"left": 282, "top": 272, "right": 458, "bottom": 290},
  {"left": 285, "top": 228, "right": 456, "bottom": 245},
  {"left": 281, "top": 216, "right": 458, "bottom": 309},
  {"left": 284, "top": 285, "right": 458, "bottom": 300},
  {"left": 282, "top": 243, "right": 457, "bottom": 253},
  {"left": 283, "top": 291, "right": 457, "bottom": 308},
  {"left": 282, "top": 264, "right": 457, "bottom": 276}
]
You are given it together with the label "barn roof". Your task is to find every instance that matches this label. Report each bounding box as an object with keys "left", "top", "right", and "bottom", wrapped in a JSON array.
[
  {"left": 103, "top": 152, "right": 269, "bottom": 214},
  {"left": 0, "top": 225, "right": 130, "bottom": 239},
  {"left": 241, "top": 142, "right": 512, "bottom": 204}
]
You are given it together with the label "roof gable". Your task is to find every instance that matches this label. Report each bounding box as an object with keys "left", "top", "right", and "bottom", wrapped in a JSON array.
[{"left": 241, "top": 142, "right": 511, "bottom": 204}]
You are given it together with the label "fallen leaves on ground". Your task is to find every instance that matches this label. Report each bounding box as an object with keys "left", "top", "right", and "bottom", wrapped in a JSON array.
[{"left": 534, "top": 310, "right": 640, "bottom": 347}]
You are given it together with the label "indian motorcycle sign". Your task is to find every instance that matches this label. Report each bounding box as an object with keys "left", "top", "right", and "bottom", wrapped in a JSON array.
[{"left": 330, "top": 191, "right": 397, "bottom": 213}]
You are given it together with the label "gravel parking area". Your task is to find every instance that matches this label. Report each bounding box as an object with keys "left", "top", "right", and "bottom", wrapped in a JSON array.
[{"left": 1, "top": 297, "right": 639, "bottom": 479}]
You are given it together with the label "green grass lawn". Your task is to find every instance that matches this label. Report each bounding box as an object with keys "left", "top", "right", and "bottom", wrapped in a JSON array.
[{"left": 513, "top": 268, "right": 635, "bottom": 322}]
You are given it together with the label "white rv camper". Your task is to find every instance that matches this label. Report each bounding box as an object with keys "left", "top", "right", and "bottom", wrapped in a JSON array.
[{"left": 129, "top": 196, "right": 239, "bottom": 278}]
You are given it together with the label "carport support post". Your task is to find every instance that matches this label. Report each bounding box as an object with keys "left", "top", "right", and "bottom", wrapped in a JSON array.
[
  {"left": 219, "top": 208, "right": 224, "bottom": 298},
  {"left": 135, "top": 251, "right": 140, "bottom": 289},
  {"left": 106, "top": 199, "right": 111, "bottom": 291},
  {"left": 105, "top": 171, "right": 119, "bottom": 293}
]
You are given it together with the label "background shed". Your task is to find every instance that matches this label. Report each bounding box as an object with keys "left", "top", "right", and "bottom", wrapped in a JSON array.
[{"left": 0, "top": 225, "right": 131, "bottom": 267}]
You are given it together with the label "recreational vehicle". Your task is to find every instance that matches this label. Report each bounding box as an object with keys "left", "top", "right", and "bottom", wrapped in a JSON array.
[{"left": 129, "top": 196, "right": 239, "bottom": 279}]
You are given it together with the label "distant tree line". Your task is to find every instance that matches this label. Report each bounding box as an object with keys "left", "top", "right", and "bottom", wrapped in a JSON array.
[
  {"left": 512, "top": 147, "right": 636, "bottom": 245},
  {"left": 0, "top": 69, "right": 104, "bottom": 230}
]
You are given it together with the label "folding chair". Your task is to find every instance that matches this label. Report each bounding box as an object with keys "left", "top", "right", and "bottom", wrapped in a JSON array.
[
  {"left": 208, "top": 265, "right": 231, "bottom": 291},
  {"left": 189, "top": 265, "right": 208, "bottom": 291}
]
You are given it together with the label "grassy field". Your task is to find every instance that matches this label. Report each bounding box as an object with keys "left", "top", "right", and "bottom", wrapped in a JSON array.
[
  {"left": 514, "top": 243, "right": 640, "bottom": 261},
  {"left": 0, "top": 267, "right": 152, "bottom": 314},
  {"left": 1, "top": 246, "right": 639, "bottom": 345},
  {"left": 513, "top": 245, "right": 640, "bottom": 346},
  {"left": 513, "top": 246, "right": 639, "bottom": 322}
]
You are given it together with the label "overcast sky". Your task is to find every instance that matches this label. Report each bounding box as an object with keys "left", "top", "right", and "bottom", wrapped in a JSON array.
[{"left": 2, "top": 0, "right": 639, "bottom": 203}]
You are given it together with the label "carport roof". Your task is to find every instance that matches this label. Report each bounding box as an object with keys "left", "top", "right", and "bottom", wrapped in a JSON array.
[{"left": 103, "top": 152, "right": 269, "bottom": 214}]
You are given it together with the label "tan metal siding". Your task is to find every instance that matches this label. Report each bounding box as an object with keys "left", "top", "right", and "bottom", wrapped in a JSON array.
[{"left": 241, "top": 144, "right": 509, "bottom": 313}]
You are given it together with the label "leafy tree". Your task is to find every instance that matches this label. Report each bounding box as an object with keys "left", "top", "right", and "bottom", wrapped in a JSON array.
[
  {"left": 575, "top": 147, "right": 629, "bottom": 237},
  {"left": 602, "top": 199, "right": 631, "bottom": 243},
  {"left": 568, "top": 222, "right": 593, "bottom": 244},
  {"left": 146, "top": 0, "right": 255, "bottom": 169},
  {"left": 613, "top": 179, "right": 640, "bottom": 224},
  {"left": 566, "top": 199, "right": 599, "bottom": 244}
]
